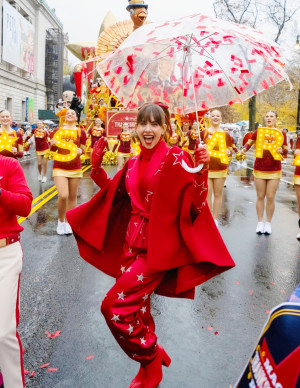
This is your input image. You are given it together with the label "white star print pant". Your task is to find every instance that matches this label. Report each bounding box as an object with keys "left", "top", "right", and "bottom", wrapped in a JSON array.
[
  {"left": 0, "top": 242, "right": 24, "bottom": 388},
  {"left": 101, "top": 246, "right": 166, "bottom": 365}
]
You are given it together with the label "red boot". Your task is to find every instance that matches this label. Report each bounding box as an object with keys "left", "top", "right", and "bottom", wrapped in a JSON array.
[
  {"left": 143, "top": 345, "right": 171, "bottom": 388},
  {"left": 128, "top": 364, "right": 146, "bottom": 388}
]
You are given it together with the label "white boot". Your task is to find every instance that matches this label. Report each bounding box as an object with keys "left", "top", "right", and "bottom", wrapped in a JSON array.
[
  {"left": 64, "top": 222, "right": 73, "bottom": 235},
  {"left": 263, "top": 222, "right": 272, "bottom": 235},
  {"left": 256, "top": 222, "right": 264, "bottom": 234},
  {"left": 57, "top": 220, "right": 65, "bottom": 235}
]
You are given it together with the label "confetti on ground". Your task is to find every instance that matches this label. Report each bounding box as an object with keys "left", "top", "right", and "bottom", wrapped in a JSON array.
[
  {"left": 207, "top": 327, "right": 213, "bottom": 331},
  {"left": 214, "top": 331, "right": 219, "bottom": 335},
  {"left": 24, "top": 370, "right": 29, "bottom": 375},
  {"left": 269, "top": 282, "right": 275, "bottom": 285},
  {"left": 249, "top": 290, "right": 254, "bottom": 295},
  {"left": 235, "top": 281, "right": 240, "bottom": 285},
  {"left": 265, "top": 310, "right": 270, "bottom": 314},
  {"left": 281, "top": 289, "right": 286, "bottom": 294},
  {"left": 45, "top": 331, "right": 52, "bottom": 338},
  {"left": 51, "top": 331, "right": 61, "bottom": 338},
  {"left": 40, "top": 363, "right": 50, "bottom": 369},
  {"left": 48, "top": 368, "right": 58, "bottom": 372},
  {"left": 86, "top": 355, "right": 95, "bottom": 360},
  {"left": 22, "top": 349, "right": 26, "bottom": 354},
  {"left": 29, "top": 371, "right": 36, "bottom": 378}
]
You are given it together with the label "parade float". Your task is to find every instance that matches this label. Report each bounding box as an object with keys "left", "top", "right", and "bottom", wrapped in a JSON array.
[{"left": 64, "top": 0, "right": 210, "bottom": 165}]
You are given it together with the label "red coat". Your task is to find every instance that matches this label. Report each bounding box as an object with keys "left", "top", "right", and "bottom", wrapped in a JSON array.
[{"left": 67, "top": 145, "right": 235, "bottom": 299}]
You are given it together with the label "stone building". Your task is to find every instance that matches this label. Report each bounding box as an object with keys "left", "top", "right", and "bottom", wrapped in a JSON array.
[{"left": 0, "top": 0, "right": 68, "bottom": 122}]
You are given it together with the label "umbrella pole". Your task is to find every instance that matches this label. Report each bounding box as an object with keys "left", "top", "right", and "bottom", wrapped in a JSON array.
[{"left": 188, "top": 52, "right": 201, "bottom": 144}]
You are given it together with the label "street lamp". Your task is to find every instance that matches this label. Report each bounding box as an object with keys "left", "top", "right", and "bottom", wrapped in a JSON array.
[{"left": 296, "top": 35, "right": 300, "bottom": 136}]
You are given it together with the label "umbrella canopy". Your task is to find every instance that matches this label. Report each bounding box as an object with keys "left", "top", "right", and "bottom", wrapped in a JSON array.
[
  {"left": 97, "top": 13, "right": 290, "bottom": 114},
  {"left": 43, "top": 120, "right": 55, "bottom": 125}
]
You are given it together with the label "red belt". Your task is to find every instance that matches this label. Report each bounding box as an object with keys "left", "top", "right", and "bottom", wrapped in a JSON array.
[{"left": 0, "top": 233, "right": 21, "bottom": 248}]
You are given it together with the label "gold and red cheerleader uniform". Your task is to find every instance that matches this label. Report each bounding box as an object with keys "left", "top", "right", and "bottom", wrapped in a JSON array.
[
  {"left": 88, "top": 127, "right": 107, "bottom": 148},
  {"left": 114, "top": 132, "right": 131, "bottom": 156},
  {"left": 185, "top": 129, "right": 199, "bottom": 155},
  {"left": 168, "top": 133, "right": 181, "bottom": 148},
  {"left": 201, "top": 130, "right": 233, "bottom": 178},
  {"left": 293, "top": 137, "right": 300, "bottom": 185},
  {"left": 33, "top": 128, "right": 50, "bottom": 155},
  {"left": 0, "top": 130, "right": 23, "bottom": 159},
  {"left": 244, "top": 130, "right": 288, "bottom": 179},
  {"left": 51, "top": 128, "right": 87, "bottom": 178}
]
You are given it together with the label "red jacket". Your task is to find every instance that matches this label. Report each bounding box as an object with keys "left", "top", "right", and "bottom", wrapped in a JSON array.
[
  {"left": 0, "top": 155, "right": 32, "bottom": 238},
  {"left": 67, "top": 145, "right": 235, "bottom": 299}
]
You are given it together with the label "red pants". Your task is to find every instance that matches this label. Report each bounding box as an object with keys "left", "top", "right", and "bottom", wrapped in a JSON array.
[{"left": 101, "top": 246, "right": 166, "bottom": 364}]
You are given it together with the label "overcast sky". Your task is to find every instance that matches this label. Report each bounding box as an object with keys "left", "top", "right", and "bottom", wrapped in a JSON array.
[
  {"left": 46, "top": 0, "right": 298, "bottom": 66},
  {"left": 46, "top": 0, "right": 215, "bottom": 65}
]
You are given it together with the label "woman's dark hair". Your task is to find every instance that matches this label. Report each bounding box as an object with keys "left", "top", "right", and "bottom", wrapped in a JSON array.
[
  {"left": 265, "top": 110, "right": 278, "bottom": 118},
  {"left": 137, "top": 104, "right": 166, "bottom": 127}
]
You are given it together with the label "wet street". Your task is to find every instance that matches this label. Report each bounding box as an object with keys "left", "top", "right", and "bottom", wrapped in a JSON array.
[{"left": 18, "top": 153, "right": 300, "bottom": 388}]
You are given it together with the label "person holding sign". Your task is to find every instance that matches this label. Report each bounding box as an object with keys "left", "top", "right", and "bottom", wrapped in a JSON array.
[
  {"left": 67, "top": 103, "right": 235, "bottom": 388},
  {"left": 242, "top": 111, "right": 288, "bottom": 235},
  {"left": 50, "top": 109, "right": 86, "bottom": 235},
  {"left": 0, "top": 110, "right": 23, "bottom": 159},
  {"left": 200, "top": 109, "right": 234, "bottom": 228}
]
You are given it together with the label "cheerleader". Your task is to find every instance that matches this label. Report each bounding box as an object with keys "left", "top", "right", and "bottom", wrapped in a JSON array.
[
  {"left": 200, "top": 109, "right": 233, "bottom": 228},
  {"left": 50, "top": 109, "right": 86, "bottom": 235},
  {"left": 182, "top": 121, "right": 199, "bottom": 156},
  {"left": 292, "top": 136, "right": 300, "bottom": 240},
  {"left": 168, "top": 119, "right": 181, "bottom": 148},
  {"left": 28, "top": 120, "right": 50, "bottom": 182},
  {"left": 242, "top": 111, "right": 288, "bottom": 235},
  {"left": 0, "top": 110, "right": 23, "bottom": 159},
  {"left": 88, "top": 118, "right": 107, "bottom": 150},
  {"left": 113, "top": 122, "right": 132, "bottom": 171}
]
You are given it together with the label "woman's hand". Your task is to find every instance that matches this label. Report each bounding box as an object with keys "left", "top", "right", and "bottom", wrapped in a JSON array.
[
  {"left": 241, "top": 148, "right": 247, "bottom": 155},
  {"left": 226, "top": 149, "right": 232, "bottom": 156},
  {"left": 50, "top": 138, "right": 57, "bottom": 146},
  {"left": 92, "top": 138, "right": 108, "bottom": 169},
  {"left": 294, "top": 149, "right": 300, "bottom": 156},
  {"left": 276, "top": 147, "right": 283, "bottom": 154},
  {"left": 76, "top": 148, "right": 83, "bottom": 155},
  {"left": 11, "top": 147, "right": 17, "bottom": 155},
  {"left": 194, "top": 144, "right": 210, "bottom": 174}
]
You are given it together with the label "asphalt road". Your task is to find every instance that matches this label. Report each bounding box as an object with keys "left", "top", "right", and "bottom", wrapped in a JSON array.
[{"left": 16, "top": 152, "right": 300, "bottom": 388}]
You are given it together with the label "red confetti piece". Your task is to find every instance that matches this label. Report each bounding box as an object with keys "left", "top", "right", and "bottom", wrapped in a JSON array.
[
  {"left": 29, "top": 371, "right": 36, "bottom": 378},
  {"left": 265, "top": 310, "right": 270, "bottom": 314},
  {"left": 22, "top": 349, "right": 26, "bottom": 354},
  {"left": 214, "top": 331, "right": 219, "bottom": 335},
  {"left": 269, "top": 282, "right": 275, "bottom": 285},
  {"left": 40, "top": 363, "right": 50, "bottom": 369},
  {"left": 86, "top": 355, "right": 95, "bottom": 360},
  {"left": 207, "top": 326, "right": 213, "bottom": 331},
  {"left": 45, "top": 331, "right": 52, "bottom": 338},
  {"left": 235, "top": 281, "right": 240, "bottom": 285},
  {"left": 115, "top": 67, "right": 122, "bottom": 75},
  {"left": 51, "top": 331, "right": 61, "bottom": 338},
  {"left": 24, "top": 370, "right": 29, "bottom": 375},
  {"left": 249, "top": 290, "right": 254, "bottom": 295},
  {"left": 281, "top": 289, "right": 286, "bottom": 294},
  {"left": 48, "top": 368, "right": 58, "bottom": 372}
]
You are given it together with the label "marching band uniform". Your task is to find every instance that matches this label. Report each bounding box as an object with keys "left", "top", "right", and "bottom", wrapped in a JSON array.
[
  {"left": 0, "top": 130, "right": 23, "bottom": 159},
  {"left": 67, "top": 140, "right": 235, "bottom": 376},
  {"left": 51, "top": 127, "right": 87, "bottom": 178},
  {"left": 0, "top": 155, "right": 32, "bottom": 388},
  {"left": 243, "top": 130, "right": 288, "bottom": 179},
  {"left": 201, "top": 130, "right": 233, "bottom": 178}
]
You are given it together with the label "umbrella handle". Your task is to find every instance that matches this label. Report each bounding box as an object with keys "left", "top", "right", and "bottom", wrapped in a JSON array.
[{"left": 181, "top": 159, "right": 203, "bottom": 173}]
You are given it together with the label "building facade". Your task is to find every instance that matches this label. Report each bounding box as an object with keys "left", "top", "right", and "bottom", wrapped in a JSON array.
[{"left": 0, "top": 0, "right": 67, "bottom": 122}]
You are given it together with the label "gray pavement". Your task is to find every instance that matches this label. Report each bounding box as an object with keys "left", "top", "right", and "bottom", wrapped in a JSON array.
[{"left": 17, "top": 155, "right": 300, "bottom": 388}]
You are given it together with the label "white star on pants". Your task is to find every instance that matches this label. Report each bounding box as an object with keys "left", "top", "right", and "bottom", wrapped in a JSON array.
[
  {"left": 140, "top": 337, "right": 146, "bottom": 345},
  {"left": 137, "top": 273, "right": 144, "bottom": 282},
  {"left": 111, "top": 314, "right": 120, "bottom": 322},
  {"left": 127, "top": 325, "right": 134, "bottom": 335},
  {"left": 117, "top": 291, "right": 126, "bottom": 300}
]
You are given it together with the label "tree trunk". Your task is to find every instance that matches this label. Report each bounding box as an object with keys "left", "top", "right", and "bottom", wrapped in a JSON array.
[{"left": 248, "top": 95, "right": 256, "bottom": 132}]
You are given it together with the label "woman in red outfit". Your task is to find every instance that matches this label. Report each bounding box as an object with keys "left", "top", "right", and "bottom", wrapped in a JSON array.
[
  {"left": 200, "top": 109, "right": 233, "bottom": 228},
  {"left": 0, "top": 110, "right": 23, "bottom": 159},
  {"left": 242, "top": 111, "right": 288, "bottom": 235},
  {"left": 113, "top": 122, "right": 132, "bottom": 171},
  {"left": 88, "top": 118, "right": 107, "bottom": 150},
  {"left": 292, "top": 137, "right": 300, "bottom": 240},
  {"left": 67, "top": 104, "right": 235, "bottom": 388},
  {"left": 50, "top": 109, "right": 86, "bottom": 235}
]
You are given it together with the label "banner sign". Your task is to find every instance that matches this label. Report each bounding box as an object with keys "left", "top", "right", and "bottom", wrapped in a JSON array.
[
  {"left": 235, "top": 300, "right": 300, "bottom": 387},
  {"left": 106, "top": 110, "right": 137, "bottom": 137},
  {"left": 2, "top": 0, "right": 35, "bottom": 74},
  {"left": 26, "top": 98, "right": 35, "bottom": 123}
]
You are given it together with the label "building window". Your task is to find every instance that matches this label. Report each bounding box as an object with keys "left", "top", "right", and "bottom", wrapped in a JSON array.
[
  {"left": 22, "top": 100, "right": 26, "bottom": 120},
  {"left": 6, "top": 98, "right": 13, "bottom": 113}
]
